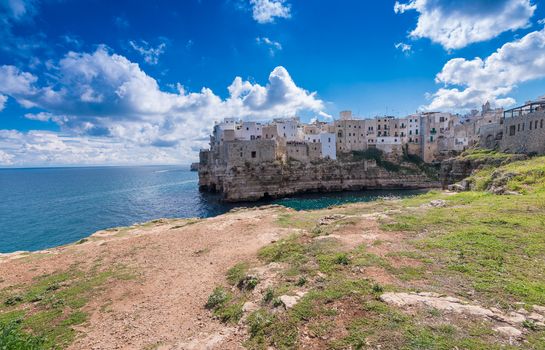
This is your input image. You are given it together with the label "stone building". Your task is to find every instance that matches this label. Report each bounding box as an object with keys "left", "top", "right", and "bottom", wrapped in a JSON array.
[
  {"left": 480, "top": 99, "right": 545, "bottom": 154},
  {"left": 334, "top": 117, "right": 367, "bottom": 153},
  {"left": 420, "top": 112, "right": 458, "bottom": 162},
  {"left": 223, "top": 139, "right": 277, "bottom": 166},
  {"left": 285, "top": 141, "right": 322, "bottom": 162}
]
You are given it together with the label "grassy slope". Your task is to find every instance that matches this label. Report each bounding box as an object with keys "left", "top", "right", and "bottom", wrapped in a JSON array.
[
  {"left": 0, "top": 265, "right": 136, "bottom": 349},
  {"left": 209, "top": 155, "right": 545, "bottom": 349}
]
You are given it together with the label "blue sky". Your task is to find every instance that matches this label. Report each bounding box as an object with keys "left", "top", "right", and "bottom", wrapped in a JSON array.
[{"left": 1, "top": 0, "right": 545, "bottom": 166}]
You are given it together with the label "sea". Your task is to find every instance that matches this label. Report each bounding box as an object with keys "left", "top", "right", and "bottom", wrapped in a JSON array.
[{"left": 0, "top": 166, "right": 425, "bottom": 253}]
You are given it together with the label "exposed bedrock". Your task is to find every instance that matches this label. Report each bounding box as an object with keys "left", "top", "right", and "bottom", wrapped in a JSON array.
[{"left": 199, "top": 160, "right": 440, "bottom": 202}]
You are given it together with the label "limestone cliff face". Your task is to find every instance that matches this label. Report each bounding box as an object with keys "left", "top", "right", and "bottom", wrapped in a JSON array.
[
  {"left": 439, "top": 154, "right": 528, "bottom": 188},
  {"left": 199, "top": 160, "right": 440, "bottom": 202}
]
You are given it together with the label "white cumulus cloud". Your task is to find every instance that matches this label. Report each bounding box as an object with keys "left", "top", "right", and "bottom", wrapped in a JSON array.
[
  {"left": 394, "top": 0, "right": 536, "bottom": 50},
  {"left": 250, "top": 0, "right": 291, "bottom": 24},
  {"left": 425, "top": 27, "right": 545, "bottom": 111},
  {"left": 0, "top": 46, "right": 325, "bottom": 166}
]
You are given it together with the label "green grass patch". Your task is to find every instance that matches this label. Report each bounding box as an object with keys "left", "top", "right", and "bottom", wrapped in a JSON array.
[
  {"left": 226, "top": 262, "right": 249, "bottom": 286},
  {"left": 0, "top": 266, "right": 135, "bottom": 349},
  {"left": 258, "top": 235, "right": 307, "bottom": 265},
  {"left": 382, "top": 160, "right": 545, "bottom": 305}
]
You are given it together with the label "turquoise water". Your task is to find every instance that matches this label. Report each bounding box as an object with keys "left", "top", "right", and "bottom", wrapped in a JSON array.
[{"left": 0, "top": 166, "right": 425, "bottom": 253}]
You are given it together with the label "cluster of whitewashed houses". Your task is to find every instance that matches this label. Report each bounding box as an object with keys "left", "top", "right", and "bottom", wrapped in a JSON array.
[{"left": 203, "top": 97, "right": 545, "bottom": 167}]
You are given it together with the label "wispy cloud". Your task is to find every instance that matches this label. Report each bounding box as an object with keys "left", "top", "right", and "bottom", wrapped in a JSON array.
[
  {"left": 114, "top": 15, "right": 129, "bottom": 29},
  {"left": 394, "top": 42, "right": 412, "bottom": 54},
  {"left": 129, "top": 40, "right": 167, "bottom": 65},
  {"left": 0, "top": 94, "right": 7, "bottom": 111},
  {"left": 256, "top": 36, "right": 282, "bottom": 56}
]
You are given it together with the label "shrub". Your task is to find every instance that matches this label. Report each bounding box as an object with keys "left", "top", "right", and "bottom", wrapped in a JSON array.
[
  {"left": 334, "top": 253, "right": 350, "bottom": 265},
  {"left": 205, "top": 287, "right": 229, "bottom": 310},
  {"left": 372, "top": 283, "right": 384, "bottom": 294},
  {"left": 262, "top": 288, "right": 274, "bottom": 304},
  {"left": 247, "top": 310, "right": 274, "bottom": 337},
  {"left": 351, "top": 148, "right": 383, "bottom": 163},
  {"left": 4, "top": 295, "right": 24, "bottom": 306},
  {"left": 238, "top": 275, "right": 259, "bottom": 291},
  {"left": 215, "top": 302, "right": 244, "bottom": 324},
  {"left": 296, "top": 276, "right": 307, "bottom": 287}
]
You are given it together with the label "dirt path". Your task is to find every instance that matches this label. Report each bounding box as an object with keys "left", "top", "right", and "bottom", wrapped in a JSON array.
[{"left": 0, "top": 206, "right": 293, "bottom": 349}]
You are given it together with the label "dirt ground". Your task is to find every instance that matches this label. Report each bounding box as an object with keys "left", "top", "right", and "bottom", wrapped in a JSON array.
[{"left": 0, "top": 206, "right": 295, "bottom": 349}]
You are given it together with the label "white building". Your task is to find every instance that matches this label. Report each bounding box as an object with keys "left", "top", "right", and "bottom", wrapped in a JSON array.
[
  {"left": 320, "top": 132, "right": 336, "bottom": 160},
  {"left": 273, "top": 117, "right": 300, "bottom": 141},
  {"left": 234, "top": 121, "right": 263, "bottom": 141},
  {"left": 303, "top": 131, "right": 337, "bottom": 160}
]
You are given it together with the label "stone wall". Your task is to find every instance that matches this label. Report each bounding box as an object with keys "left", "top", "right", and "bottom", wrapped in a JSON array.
[
  {"left": 223, "top": 139, "right": 277, "bottom": 166},
  {"left": 480, "top": 111, "right": 545, "bottom": 155},
  {"left": 199, "top": 159, "right": 440, "bottom": 202},
  {"left": 286, "top": 142, "right": 310, "bottom": 162}
]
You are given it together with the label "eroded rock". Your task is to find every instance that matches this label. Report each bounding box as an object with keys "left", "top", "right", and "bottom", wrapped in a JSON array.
[
  {"left": 380, "top": 291, "right": 537, "bottom": 339},
  {"left": 279, "top": 291, "right": 307, "bottom": 309},
  {"left": 495, "top": 326, "right": 522, "bottom": 339}
]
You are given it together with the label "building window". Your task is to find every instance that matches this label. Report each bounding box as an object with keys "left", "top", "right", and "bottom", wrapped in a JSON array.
[
  {"left": 240, "top": 152, "right": 243, "bottom": 157},
  {"left": 328, "top": 137, "right": 331, "bottom": 142},
  {"left": 510, "top": 125, "right": 516, "bottom": 136},
  {"left": 541, "top": 119, "right": 544, "bottom": 128},
  {"left": 251, "top": 151, "right": 256, "bottom": 158}
]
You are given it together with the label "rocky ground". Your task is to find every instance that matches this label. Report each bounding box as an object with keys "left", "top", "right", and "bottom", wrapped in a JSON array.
[{"left": 1, "top": 155, "right": 545, "bottom": 349}]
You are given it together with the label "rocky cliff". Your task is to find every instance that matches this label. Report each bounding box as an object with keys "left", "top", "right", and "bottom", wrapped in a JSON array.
[
  {"left": 439, "top": 150, "right": 528, "bottom": 190},
  {"left": 199, "top": 159, "right": 440, "bottom": 202}
]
